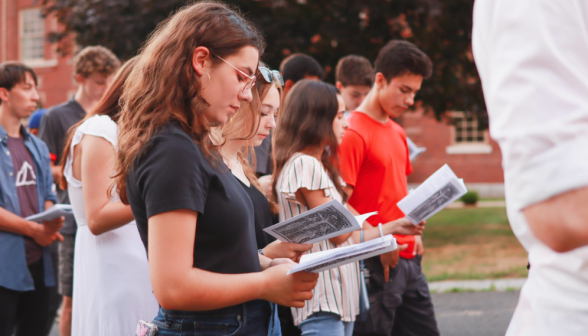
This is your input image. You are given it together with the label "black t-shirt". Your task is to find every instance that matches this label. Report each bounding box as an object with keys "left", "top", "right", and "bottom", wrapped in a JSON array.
[
  {"left": 38, "top": 99, "right": 86, "bottom": 235},
  {"left": 126, "top": 122, "right": 261, "bottom": 274},
  {"left": 7, "top": 135, "right": 42, "bottom": 265},
  {"left": 237, "top": 179, "right": 276, "bottom": 250}
]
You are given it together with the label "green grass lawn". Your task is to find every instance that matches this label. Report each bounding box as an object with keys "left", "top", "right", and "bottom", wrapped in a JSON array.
[
  {"left": 421, "top": 207, "right": 529, "bottom": 282},
  {"left": 424, "top": 207, "right": 512, "bottom": 248}
]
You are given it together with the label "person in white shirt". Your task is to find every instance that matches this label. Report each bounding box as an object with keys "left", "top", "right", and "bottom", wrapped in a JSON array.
[{"left": 472, "top": 1, "right": 588, "bottom": 335}]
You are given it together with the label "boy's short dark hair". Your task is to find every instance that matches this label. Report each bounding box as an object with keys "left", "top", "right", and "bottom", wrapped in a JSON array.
[
  {"left": 280, "top": 53, "right": 324, "bottom": 84},
  {"left": 73, "top": 46, "right": 121, "bottom": 78},
  {"left": 336, "top": 55, "right": 374, "bottom": 87},
  {"left": 374, "top": 40, "right": 432, "bottom": 82},
  {"left": 0, "top": 62, "right": 38, "bottom": 105}
]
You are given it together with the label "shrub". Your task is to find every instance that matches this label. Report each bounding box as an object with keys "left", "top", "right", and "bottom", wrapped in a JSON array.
[{"left": 461, "top": 191, "right": 479, "bottom": 205}]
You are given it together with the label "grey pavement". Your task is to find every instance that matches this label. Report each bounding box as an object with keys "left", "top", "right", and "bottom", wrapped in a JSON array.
[
  {"left": 429, "top": 278, "right": 526, "bottom": 293},
  {"left": 49, "top": 290, "right": 520, "bottom": 336},
  {"left": 432, "top": 290, "right": 520, "bottom": 336}
]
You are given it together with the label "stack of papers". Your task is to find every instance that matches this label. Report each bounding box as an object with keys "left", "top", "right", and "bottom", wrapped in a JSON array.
[
  {"left": 264, "top": 200, "right": 377, "bottom": 244},
  {"left": 397, "top": 164, "right": 467, "bottom": 225},
  {"left": 25, "top": 204, "right": 73, "bottom": 223},
  {"left": 288, "top": 235, "right": 398, "bottom": 274}
]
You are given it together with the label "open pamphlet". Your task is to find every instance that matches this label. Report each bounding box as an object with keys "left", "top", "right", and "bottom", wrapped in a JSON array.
[
  {"left": 264, "top": 200, "right": 377, "bottom": 244},
  {"left": 407, "top": 137, "right": 426, "bottom": 162},
  {"left": 397, "top": 164, "right": 467, "bottom": 225},
  {"left": 25, "top": 204, "right": 73, "bottom": 223},
  {"left": 288, "top": 235, "right": 398, "bottom": 274}
]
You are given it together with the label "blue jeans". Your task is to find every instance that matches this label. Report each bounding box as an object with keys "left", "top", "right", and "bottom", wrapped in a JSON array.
[
  {"left": 299, "top": 312, "right": 354, "bottom": 336},
  {"left": 152, "top": 300, "right": 281, "bottom": 336}
]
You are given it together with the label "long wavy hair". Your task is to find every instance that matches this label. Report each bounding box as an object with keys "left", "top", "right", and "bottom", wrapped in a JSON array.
[
  {"left": 59, "top": 56, "right": 139, "bottom": 190},
  {"left": 218, "top": 66, "right": 282, "bottom": 213},
  {"left": 114, "top": 1, "right": 265, "bottom": 204},
  {"left": 272, "top": 80, "right": 347, "bottom": 204}
]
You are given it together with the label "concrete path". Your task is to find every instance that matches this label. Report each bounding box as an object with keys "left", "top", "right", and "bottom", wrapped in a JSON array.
[{"left": 429, "top": 278, "right": 526, "bottom": 293}]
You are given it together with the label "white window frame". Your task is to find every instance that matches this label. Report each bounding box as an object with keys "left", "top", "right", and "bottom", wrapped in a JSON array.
[
  {"left": 446, "top": 111, "right": 492, "bottom": 154},
  {"left": 19, "top": 8, "right": 57, "bottom": 68}
]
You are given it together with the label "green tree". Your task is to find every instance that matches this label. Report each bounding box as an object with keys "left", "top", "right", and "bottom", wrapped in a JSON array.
[{"left": 43, "top": 0, "right": 485, "bottom": 122}]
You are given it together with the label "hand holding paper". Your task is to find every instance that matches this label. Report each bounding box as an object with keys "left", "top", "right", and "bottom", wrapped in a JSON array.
[
  {"left": 397, "top": 164, "right": 467, "bottom": 225},
  {"left": 25, "top": 204, "right": 73, "bottom": 223},
  {"left": 264, "top": 200, "right": 377, "bottom": 244}
]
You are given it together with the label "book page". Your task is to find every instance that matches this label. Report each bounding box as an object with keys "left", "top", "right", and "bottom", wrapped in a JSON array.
[{"left": 264, "top": 200, "right": 363, "bottom": 244}]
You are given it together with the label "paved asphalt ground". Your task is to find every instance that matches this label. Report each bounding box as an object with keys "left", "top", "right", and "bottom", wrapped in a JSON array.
[
  {"left": 49, "top": 290, "right": 520, "bottom": 336},
  {"left": 432, "top": 290, "right": 520, "bottom": 336}
]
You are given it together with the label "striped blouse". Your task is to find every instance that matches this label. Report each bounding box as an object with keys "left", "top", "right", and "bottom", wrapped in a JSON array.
[{"left": 276, "top": 153, "right": 360, "bottom": 326}]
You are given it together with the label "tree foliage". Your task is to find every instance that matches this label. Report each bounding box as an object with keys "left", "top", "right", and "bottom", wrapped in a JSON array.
[{"left": 43, "top": 0, "right": 485, "bottom": 122}]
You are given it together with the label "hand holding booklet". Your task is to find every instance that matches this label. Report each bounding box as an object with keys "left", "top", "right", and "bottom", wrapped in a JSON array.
[
  {"left": 397, "top": 164, "right": 467, "bottom": 225},
  {"left": 25, "top": 204, "right": 73, "bottom": 223},
  {"left": 288, "top": 235, "right": 398, "bottom": 274},
  {"left": 263, "top": 200, "right": 377, "bottom": 244}
]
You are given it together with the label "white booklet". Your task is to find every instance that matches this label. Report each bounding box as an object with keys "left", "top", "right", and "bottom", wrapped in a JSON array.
[
  {"left": 264, "top": 200, "right": 377, "bottom": 244},
  {"left": 397, "top": 164, "right": 467, "bottom": 225},
  {"left": 25, "top": 204, "right": 74, "bottom": 223},
  {"left": 288, "top": 235, "right": 398, "bottom": 274}
]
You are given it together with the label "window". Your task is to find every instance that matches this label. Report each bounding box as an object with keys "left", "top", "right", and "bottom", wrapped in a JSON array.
[
  {"left": 446, "top": 112, "right": 492, "bottom": 154},
  {"left": 20, "top": 8, "right": 45, "bottom": 61},
  {"left": 454, "top": 113, "right": 485, "bottom": 144}
]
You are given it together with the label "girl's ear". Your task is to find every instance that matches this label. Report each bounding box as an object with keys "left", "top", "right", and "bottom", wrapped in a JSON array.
[{"left": 192, "top": 46, "right": 211, "bottom": 76}]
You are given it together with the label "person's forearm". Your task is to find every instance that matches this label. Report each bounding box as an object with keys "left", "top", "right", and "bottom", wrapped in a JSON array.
[
  {"left": 351, "top": 223, "right": 396, "bottom": 244},
  {"left": 87, "top": 203, "right": 135, "bottom": 236},
  {"left": 50, "top": 163, "right": 62, "bottom": 185},
  {"left": 152, "top": 266, "right": 266, "bottom": 311},
  {"left": 0, "top": 207, "right": 36, "bottom": 237},
  {"left": 524, "top": 186, "right": 588, "bottom": 253},
  {"left": 259, "top": 253, "right": 272, "bottom": 270},
  {"left": 45, "top": 200, "right": 54, "bottom": 210}
]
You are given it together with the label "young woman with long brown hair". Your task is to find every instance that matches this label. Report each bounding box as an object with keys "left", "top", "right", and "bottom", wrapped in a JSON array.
[
  {"left": 113, "top": 3, "right": 318, "bottom": 335},
  {"left": 273, "top": 80, "right": 424, "bottom": 336},
  {"left": 59, "top": 57, "right": 159, "bottom": 336}
]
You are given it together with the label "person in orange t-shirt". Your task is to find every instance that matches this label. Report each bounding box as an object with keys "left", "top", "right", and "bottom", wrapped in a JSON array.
[{"left": 339, "top": 40, "right": 439, "bottom": 336}]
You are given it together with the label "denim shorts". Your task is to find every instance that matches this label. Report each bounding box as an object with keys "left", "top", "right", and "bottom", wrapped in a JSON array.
[{"left": 152, "top": 300, "right": 281, "bottom": 336}]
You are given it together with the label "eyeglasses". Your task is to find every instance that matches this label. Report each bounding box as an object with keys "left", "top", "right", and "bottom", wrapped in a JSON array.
[
  {"left": 212, "top": 53, "right": 256, "bottom": 93},
  {"left": 258, "top": 67, "right": 284, "bottom": 86}
]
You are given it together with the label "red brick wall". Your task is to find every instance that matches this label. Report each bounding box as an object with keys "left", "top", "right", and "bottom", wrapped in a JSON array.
[
  {"left": 2, "top": 0, "right": 76, "bottom": 108},
  {"left": 400, "top": 109, "right": 504, "bottom": 184}
]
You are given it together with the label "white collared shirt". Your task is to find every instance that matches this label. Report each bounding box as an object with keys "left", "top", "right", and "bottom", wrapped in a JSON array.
[{"left": 473, "top": 1, "right": 588, "bottom": 335}]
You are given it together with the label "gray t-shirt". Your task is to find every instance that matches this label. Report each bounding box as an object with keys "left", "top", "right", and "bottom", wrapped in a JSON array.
[{"left": 38, "top": 99, "right": 86, "bottom": 235}]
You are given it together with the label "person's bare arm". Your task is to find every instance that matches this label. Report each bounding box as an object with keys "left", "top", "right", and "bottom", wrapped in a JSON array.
[
  {"left": 262, "top": 240, "right": 313, "bottom": 262},
  {"left": 78, "top": 135, "right": 134, "bottom": 236},
  {"left": 297, "top": 188, "right": 353, "bottom": 245},
  {"left": 523, "top": 186, "right": 588, "bottom": 253},
  {"left": 0, "top": 207, "right": 64, "bottom": 246},
  {"left": 50, "top": 161, "right": 62, "bottom": 185},
  {"left": 148, "top": 209, "right": 318, "bottom": 311}
]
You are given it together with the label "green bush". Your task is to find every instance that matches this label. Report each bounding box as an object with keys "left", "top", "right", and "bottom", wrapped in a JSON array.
[{"left": 461, "top": 191, "right": 479, "bottom": 205}]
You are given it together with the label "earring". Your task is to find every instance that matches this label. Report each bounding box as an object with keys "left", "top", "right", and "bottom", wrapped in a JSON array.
[{"left": 201, "top": 72, "right": 211, "bottom": 90}]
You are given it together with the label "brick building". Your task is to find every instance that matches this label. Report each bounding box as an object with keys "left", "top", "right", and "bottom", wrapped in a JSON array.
[
  {"left": 401, "top": 109, "right": 505, "bottom": 198},
  {"left": 1, "top": 0, "right": 77, "bottom": 108}
]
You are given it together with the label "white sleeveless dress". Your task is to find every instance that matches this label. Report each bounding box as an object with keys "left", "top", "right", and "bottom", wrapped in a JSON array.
[{"left": 64, "top": 115, "right": 158, "bottom": 336}]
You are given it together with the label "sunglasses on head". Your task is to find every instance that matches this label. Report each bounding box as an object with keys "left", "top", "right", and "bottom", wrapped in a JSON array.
[{"left": 258, "top": 67, "right": 284, "bottom": 86}]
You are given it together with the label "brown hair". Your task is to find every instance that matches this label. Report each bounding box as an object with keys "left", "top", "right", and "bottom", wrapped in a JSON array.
[
  {"left": 272, "top": 80, "right": 347, "bottom": 204},
  {"left": 114, "top": 1, "right": 265, "bottom": 204},
  {"left": 0, "top": 62, "right": 37, "bottom": 105},
  {"left": 73, "top": 46, "right": 121, "bottom": 78},
  {"left": 335, "top": 55, "right": 374, "bottom": 87},
  {"left": 59, "top": 56, "right": 139, "bottom": 190},
  {"left": 374, "top": 40, "right": 432, "bottom": 82},
  {"left": 218, "top": 64, "right": 282, "bottom": 213}
]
